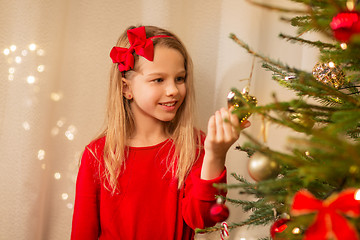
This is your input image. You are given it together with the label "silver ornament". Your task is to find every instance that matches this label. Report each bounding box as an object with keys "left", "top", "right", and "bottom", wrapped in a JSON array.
[{"left": 248, "top": 152, "right": 280, "bottom": 181}]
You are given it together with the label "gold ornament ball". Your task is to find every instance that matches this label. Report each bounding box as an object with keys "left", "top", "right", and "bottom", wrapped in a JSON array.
[
  {"left": 290, "top": 112, "right": 315, "bottom": 129},
  {"left": 312, "top": 62, "right": 345, "bottom": 89},
  {"left": 248, "top": 152, "right": 280, "bottom": 182},
  {"left": 227, "top": 88, "right": 257, "bottom": 123}
]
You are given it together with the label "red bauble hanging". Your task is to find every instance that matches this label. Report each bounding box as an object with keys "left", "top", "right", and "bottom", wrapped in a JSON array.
[
  {"left": 270, "top": 218, "right": 289, "bottom": 240},
  {"left": 330, "top": 11, "right": 360, "bottom": 42},
  {"left": 210, "top": 198, "right": 230, "bottom": 223}
]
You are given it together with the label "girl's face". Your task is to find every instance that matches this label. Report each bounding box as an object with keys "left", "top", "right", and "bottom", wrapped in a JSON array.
[{"left": 125, "top": 45, "right": 187, "bottom": 125}]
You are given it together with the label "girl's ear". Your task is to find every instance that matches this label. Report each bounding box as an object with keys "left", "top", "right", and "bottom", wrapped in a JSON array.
[{"left": 122, "top": 78, "right": 133, "bottom": 100}]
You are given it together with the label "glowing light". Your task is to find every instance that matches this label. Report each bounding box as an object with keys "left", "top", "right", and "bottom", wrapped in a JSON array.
[
  {"left": 57, "top": 119, "right": 65, "bottom": 127},
  {"left": 67, "top": 203, "right": 74, "bottom": 209},
  {"left": 227, "top": 91, "right": 235, "bottom": 99},
  {"left": 328, "top": 62, "right": 335, "bottom": 68},
  {"left": 65, "top": 131, "right": 74, "bottom": 140},
  {"left": 27, "top": 76, "right": 36, "bottom": 84},
  {"left": 347, "top": 0, "right": 355, "bottom": 11},
  {"left": 62, "top": 193, "right": 69, "bottom": 200},
  {"left": 340, "top": 43, "right": 347, "bottom": 50},
  {"left": 65, "top": 125, "right": 77, "bottom": 141},
  {"left": 242, "top": 87, "right": 249, "bottom": 94},
  {"left": 21, "top": 50, "right": 28, "bottom": 56},
  {"left": 3, "top": 48, "right": 10, "bottom": 55},
  {"left": 54, "top": 172, "right": 61, "bottom": 180},
  {"left": 285, "top": 75, "right": 295, "bottom": 80},
  {"left": 240, "top": 238, "right": 246, "bottom": 240},
  {"left": 15, "top": 56, "right": 22, "bottom": 64},
  {"left": 51, "top": 92, "right": 63, "bottom": 101},
  {"left": 37, "top": 65, "right": 45, "bottom": 72},
  {"left": 349, "top": 165, "right": 359, "bottom": 174},
  {"left": 37, "top": 49, "right": 45, "bottom": 56},
  {"left": 29, "top": 43, "right": 37, "bottom": 51},
  {"left": 10, "top": 45, "right": 17, "bottom": 52},
  {"left": 8, "top": 75, "right": 14, "bottom": 81},
  {"left": 9, "top": 67, "right": 15, "bottom": 74},
  {"left": 51, "top": 127, "right": 60, "bottom": 136},
  {"left": 305, "top": 151, "right": 310, "bottom": 156},
  {"left": 37, "top": 149, "right": 45, "bottom": 160},
  {"left": 292, "top": 227, "right": 301, "bottom": 234},
  {"left": 22, "top": 122, "right": 30, "bottom": 130},
  {"left": 355, "top": 189, "right": 360, "bottom": 200}
]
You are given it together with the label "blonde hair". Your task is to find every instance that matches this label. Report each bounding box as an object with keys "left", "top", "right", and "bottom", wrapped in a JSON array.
[{"left": 98, "top": 25, "right": 201, "bottom": 193}]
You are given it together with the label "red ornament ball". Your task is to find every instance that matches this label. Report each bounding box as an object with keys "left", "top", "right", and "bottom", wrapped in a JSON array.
[
  {"left": 210, "top": 203, "right": 229, "bottom": 223},
  {"left": 330, "top": 11, "right": 360, "bottom": 42},
  {"left": 270, "top": 218, "right": 289, "bottom": 239}
]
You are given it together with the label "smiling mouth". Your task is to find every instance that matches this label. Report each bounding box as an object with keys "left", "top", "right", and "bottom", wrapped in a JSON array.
[{"left": 159, "top": 101, "right": 177, "bottom": 107}]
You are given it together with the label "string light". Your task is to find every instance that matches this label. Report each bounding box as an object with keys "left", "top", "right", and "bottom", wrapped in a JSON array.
[
  {"left": 15, "top": 56, "right": 22, "bottom": 64},
  {"left": 51, "top": 92, "right": 63, "bottom": 101},
  {"left": 3, "top": 48, "right": 10, "bottom": 55},
  {"left": 292, "top": 227, "right": 301, "bottom": 234},
  {"left": 340, "top": 43, "right": 347, "bottom": 50},
  {"left": 54, "top": 172, "right": 61, "bottom": 180},
  {"left": 62, "top": 193, "right": 69, "bottom": 200},
  {"left": 57, "top": 119, "right": 66, "bottom": 127},
  {"left": 10, "top": 45, "right": 17, "bottom": 52},
  {"left": 27, "top": 76, "right": 36, "bottom": 84},
  {"left": 355, "top": 189, "right": 360, "bottom": 200},
  {"left": 37, "top": 65, "right": 45, "bottom": 72},
  {"left": 37, "top": 150, "right": 45, "bottom": 160},
  {"left": 65, "top": 125, "right": 77, "bottom": 141},
  {"left": 37, "top": 49, "right": 45, "bottom": 56},
  {"left": 51, "top": 127, "right": 60, "bottom": 136},
  {"left": 29, "top": 43, "right": 37, "bottom": 51},
  {"left": 22, "top": 122, "right": 30, "bottom": 131}
]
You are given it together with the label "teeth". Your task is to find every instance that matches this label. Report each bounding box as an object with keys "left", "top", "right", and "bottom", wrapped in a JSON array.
[{"left": 162, "top": 102, "right": 175, "bottom": 106}]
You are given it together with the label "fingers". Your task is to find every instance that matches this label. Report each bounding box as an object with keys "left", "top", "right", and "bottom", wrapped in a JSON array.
[
  {"left": 215, "top": 110, "right": 224, "bottom": 141},
  {"left": 220, "top": 108, "right": 235, "bottom": 141},
  {"left": 207, "top": 115, "right": 216, "bottom": 141}
]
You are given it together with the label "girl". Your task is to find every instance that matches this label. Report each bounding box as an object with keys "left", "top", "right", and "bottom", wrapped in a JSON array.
[{"left": 71, "top": 25, "right": 250, "bottom": 240}]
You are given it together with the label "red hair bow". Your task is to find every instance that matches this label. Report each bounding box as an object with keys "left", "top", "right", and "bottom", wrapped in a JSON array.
[
  {"left": 110, "top": 26, "right": 154, "bottom": 72},
  {"left": 291, "top": 189, "right": 360, "bottom": 240}
]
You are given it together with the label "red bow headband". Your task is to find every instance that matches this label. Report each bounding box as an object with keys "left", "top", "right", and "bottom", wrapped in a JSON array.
[{"left": 110, "top": 26, "right": 172, "bottom": 72}]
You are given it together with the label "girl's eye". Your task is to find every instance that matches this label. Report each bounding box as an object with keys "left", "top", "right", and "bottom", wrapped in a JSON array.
[
  {"left": 176, "top": 77, "right": 186, "bottom": 83},
  {"left": 153, "top": 78, "right": 163, "bottom": 83}
]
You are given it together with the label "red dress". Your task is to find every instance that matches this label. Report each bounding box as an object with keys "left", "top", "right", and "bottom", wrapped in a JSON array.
[{"left": 71, "top": 137, "right": 226, "bottom": 240}]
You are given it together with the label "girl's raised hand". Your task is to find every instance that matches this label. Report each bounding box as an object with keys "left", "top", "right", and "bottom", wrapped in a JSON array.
[{"left": 201, "top": 107, "right": 251, "bottom": 180}]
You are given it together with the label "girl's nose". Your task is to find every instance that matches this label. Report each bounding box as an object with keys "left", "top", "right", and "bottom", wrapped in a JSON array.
[{"left": 166, "top": 80, "right": 179, "bottom": 96}]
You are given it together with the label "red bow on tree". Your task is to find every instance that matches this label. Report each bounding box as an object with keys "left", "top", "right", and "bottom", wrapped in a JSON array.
[{"left": 291, "top": 189, "right": 360, "bottom": 240}]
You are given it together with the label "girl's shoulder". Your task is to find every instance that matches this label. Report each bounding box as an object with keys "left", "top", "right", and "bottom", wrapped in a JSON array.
[{"left": 84, "top": 136, "right": 106, "bottom": 162}]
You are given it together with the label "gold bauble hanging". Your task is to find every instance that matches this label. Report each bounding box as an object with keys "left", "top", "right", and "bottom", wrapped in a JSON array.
[
  {"left": 247, "top": 152, "right": 280, "bottom": 182},
  {"left": 312, "top": 62, "right": 345, "bottom": 89},
  {"left": 227, "top": 88, "right": 257, "bottom": 123}
]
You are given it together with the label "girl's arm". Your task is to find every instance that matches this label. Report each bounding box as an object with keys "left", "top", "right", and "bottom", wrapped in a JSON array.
[
  {"left": 201, "top": 107, "right": 250, "bottom": 180},
  {"left": 71, "top": 146, "right": 100, "bottom": 240}
]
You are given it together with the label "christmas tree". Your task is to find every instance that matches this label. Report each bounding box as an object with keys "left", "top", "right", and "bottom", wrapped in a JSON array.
[{"left": 197, "top": 0, "right": 360, "bottom": 239}]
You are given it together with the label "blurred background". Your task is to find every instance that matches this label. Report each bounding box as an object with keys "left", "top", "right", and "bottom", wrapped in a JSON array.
[{"left": 0, "top": 0, "right": 318, "bottom": 239}]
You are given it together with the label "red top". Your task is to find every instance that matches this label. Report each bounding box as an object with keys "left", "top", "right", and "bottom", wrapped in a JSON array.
[{"left": 71, "top": 137, "right": 227, "bottom": 240}]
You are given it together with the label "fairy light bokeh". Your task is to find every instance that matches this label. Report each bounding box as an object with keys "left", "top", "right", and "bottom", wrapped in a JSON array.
[{"left": 2, "top": 41, "right": 79, "bottom": 219}]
